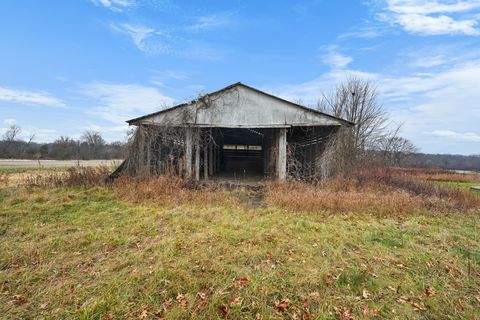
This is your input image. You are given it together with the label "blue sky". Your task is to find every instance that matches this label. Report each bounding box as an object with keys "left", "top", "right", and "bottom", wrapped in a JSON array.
[{"left": 0, "top": 0, "right": 479, "bottom": 155}]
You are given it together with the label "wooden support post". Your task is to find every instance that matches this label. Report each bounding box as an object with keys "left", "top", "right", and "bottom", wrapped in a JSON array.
[
  {"left": 209, "top": 142, "right": 213, "bottom": 175},
  {"left": 185, "top": 128, "right": 193, "bottom": 178},
  {"left": 204, "top": 142, "right": 209, "bottom": 180},
  {"left": 277, "top": 128, "right": 287, "bottom": 180},
  {"left": 194, "top": 132, "right": 200, "bottom": 181},
  {"left": 213, "top": 144, "right": 217, "bottom": 175}
]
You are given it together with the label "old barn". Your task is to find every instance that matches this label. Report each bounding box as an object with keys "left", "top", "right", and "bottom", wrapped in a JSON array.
[{"left": 119, "top": 82, "right": 353, "bottom": 180}]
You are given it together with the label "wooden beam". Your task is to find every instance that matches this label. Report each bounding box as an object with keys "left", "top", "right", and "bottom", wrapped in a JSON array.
[
  {"left": 185, "top": 128, "right": 193, "bottom": 178},
  {"left": 195, "top": 132, "right": 200, "bottom": 181},
  {"left": 204, "top": 142, "right": 209, "bottom": 180},
  {"left": 277, "top": 128, "right": 287, "bottom": 180},
  {"left": 209, "top": 142, "right": 214, "bottom": 175}
]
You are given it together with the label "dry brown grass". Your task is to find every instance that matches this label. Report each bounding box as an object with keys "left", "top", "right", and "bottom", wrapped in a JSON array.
[
  {"left": 265, "top": 180, "right": 425, "bottom": 216},
  {"left": 24, "top": 166, "right": 111, "bottom": 188},
  {"left": 114, "top": 176, "right": 240, "bottom": 207},
  {"left": 265, "top": 168, "right": 480, "bottom": 216}
]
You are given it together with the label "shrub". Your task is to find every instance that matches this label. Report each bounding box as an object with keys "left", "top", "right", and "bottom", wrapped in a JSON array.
[{"left": 25, "top": 166, "right": 111, "bottom": 188}]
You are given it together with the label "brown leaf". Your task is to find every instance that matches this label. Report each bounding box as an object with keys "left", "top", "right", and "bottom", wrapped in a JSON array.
[
  {"left": 197, "top": 286, "right": 211, "bottom": 301},
  {"left": 397, "top": 296, "right": 409, "bottom": 303},
  {"left": 425, "top": 287, "right": 436, "bottom": 297},
  {"left": 275, "top": 298, "right": 291, "bottom": 312},
  {"left": 138, "top": 305, "right": 149, "bottom": 319},
  {"left": 162, "top": 298, "right": 173, "bottom": 311},
  {"left": 100, "top": 313, "right": 115, "bottom": 320},
  {"left": 11, "top": 294, "right": 27, "bottom": 305},
  {"left": 229, "top": 297, "right": 242, "bottom": 306},
  {"left": 411, "top": 301, "right": 427, "bottom": 311},
  {"left": 218, "top": 304, "right": 229, "bottom": 318},
  {"left": 362, "top": 289, "right": 370, "bottom": 299},
  {"left": 324, "top": 274, "right": 334, "bottom": 288},
  {"left": 387, "top": 285, "right": 398, "bottom": 293},
  {"left": 176, "top": 294, "right": 188, "bottom": 308},
  {"left": 334, "top": 306, "right": 353, "bottom": 320},
  {"left": 362, "top": 304, "right": 380, "bottom": 316},
  {"left": 302, "top": 299, "right": 311, "bottom": 320},
  {"left": 232, "top": 277, "right": 250, "bottom": 290}
]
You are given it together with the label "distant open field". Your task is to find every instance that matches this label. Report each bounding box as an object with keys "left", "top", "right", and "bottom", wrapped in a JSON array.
[
  {"left": 0, "top": 159, "right": 122, "bottom": 187},
  {"left": 1, "top": 167, "right": 479, "bottom": 319},
  {"left": 0, "top": 159, "right": 123, "bottom": 170}
]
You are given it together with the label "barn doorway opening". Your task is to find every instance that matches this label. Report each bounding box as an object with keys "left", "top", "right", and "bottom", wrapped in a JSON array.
[{"left": 216, "top": 128, "right": 265, "bottom": 180}]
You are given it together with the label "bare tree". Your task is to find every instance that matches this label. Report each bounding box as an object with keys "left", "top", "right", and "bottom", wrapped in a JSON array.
[
  {"left": 378, "top": 125, "right": 417, "bottom": 166},
  {"left": 317, "top": 77, "right": 388, "bottom": 174},
  {"left": 81, "top": 130, "right": 105, "bottom": 146},
  {"left": 50, "top": 136, "right": 79, "bottom": 159},
  {"left": 80, "top": 130, "right": 106, "bottom": 159},
  {"left": 3, "top": 125, "right": 21, "bottom": 142},
  {"left": 319, "top": 76, "right": 387, "bottom": 152}
]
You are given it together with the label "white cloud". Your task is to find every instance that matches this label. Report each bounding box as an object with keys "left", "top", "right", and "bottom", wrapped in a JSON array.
[
  {"left": 110, "top": 23, "right": 221, "bottom": 59},
  {"left": 4, "top": 118, "right": 16, "bottom": 125},
  {"left": 149, "top": 70, "right": 190, "bottom": 86},
  {"left": 380, "top": 0, "right": 480, "bottom": 35},
  {"left": 186, "top": 13, "right": 232, "bottom": 32},
  {"left": 338, "top": 25, "right": 387, "bottom": 39},
  {"left": 90, "top": 0, "right": 135, "bottom": 12},
  {"left": 111, "top": 23, "right": 166, "bottom": 54},
  {"left": 430, "top": 130, "right": 480, "bottom": 142},
  {"left": 81, "top": 82, "right": 175, "bottom": 124},
  {"left": 0, "top": 87, "right": 65, "bottom": 107},
  {"left": 393, "top": 13, "right": 480, "bottom": 35},
  {"left": 387, "top": 0, "right": 480, "bottom": 15},
  {"left": 320, "top": 45, "right": 354, "bottom": 69}
]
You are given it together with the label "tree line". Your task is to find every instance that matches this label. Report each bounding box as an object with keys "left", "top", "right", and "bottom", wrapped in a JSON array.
[{"left": 0, "top": 125, "right": 126, "bottom": 160}]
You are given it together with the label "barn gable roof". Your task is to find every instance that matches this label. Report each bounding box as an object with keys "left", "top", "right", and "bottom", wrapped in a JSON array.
[{"left": 126, "top": 82, "right": 354, "bottom": 127}]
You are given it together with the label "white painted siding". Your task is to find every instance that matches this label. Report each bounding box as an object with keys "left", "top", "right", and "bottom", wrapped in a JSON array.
[{"left": 137, "top": 85, "right": 343, "bottom": 127}]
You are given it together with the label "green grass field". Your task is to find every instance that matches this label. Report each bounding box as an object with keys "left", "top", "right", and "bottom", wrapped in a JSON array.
[
  {"left": 1, "top": 168, "right": 480, "bottom": 319},
  {"left": 435, "top": 181, "right": 480, "bottom": 193}
]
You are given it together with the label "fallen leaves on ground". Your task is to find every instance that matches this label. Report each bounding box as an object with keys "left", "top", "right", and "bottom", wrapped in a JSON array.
[
  {"left": 232, "top": 276, "right": 250, "bottom": 290},
  {"left": 361, "top": 289, "right": 370, "bottom": 299},
  {"left": 324, "top": 274, "right": 334, "bottom": 288},
  {"left": 176, "top": 294, "right": 188, "bottom": 308},
  {"left": 229, "top": 297, "right": 242, "bottom": 306},
  {"left": 275, "top": 298, "right": 290, "bottom": 312},
  {"left": 9, "top": 294, "right": 27, "bottom": 305},
  {"left": 425, "top": 287, "right": 436, "bottom": 297},
  {"left": 362, "top": 304, "right": 381, "bottom": 316},
  {"left": 334, "top": 306, "right": 353, "bottom": 320}
]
